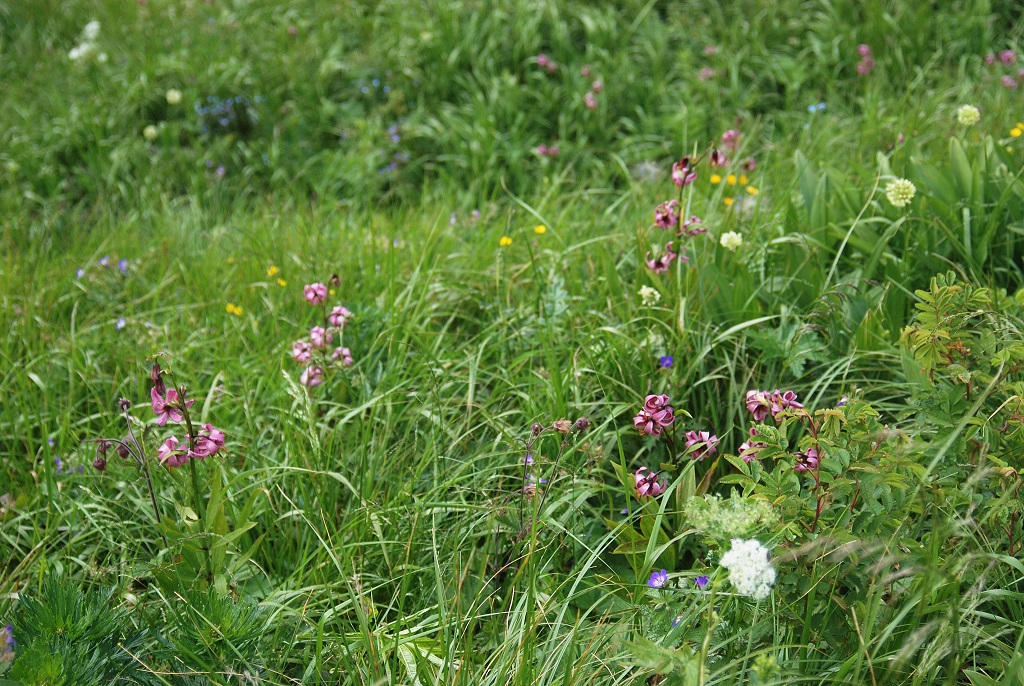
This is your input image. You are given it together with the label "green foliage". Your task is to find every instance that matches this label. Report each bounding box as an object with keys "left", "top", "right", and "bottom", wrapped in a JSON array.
[
  {"left": 4, "top": 1, "right": 1024, "bottom": 685},
  {"left": 7, "top": 576, "right": 150, "bottom": 686}
]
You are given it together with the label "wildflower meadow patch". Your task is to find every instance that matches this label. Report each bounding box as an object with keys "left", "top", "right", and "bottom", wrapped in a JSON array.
[{"left": 4, "top": 1, "right": 1024, "bottom": 685}]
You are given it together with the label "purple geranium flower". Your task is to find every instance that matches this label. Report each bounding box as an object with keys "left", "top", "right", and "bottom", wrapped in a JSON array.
[{"left": 648, "top": 569, "right": 669, "bottom": 588}]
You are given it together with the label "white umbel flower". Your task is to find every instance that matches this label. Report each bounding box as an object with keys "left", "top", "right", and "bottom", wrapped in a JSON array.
[
  {"left": 143, "top": 125, "right": 159, "bottom": 141},
  {"left": 720, "top": 538, "right": 776, "bottom": 601},
  {"left": 955, "top": 105, "right": 981, "bottom": 126},
  {"left": 166, "top": 89, "right": 182, "bottom": 105},
  {"left": 720, "top": 231, "right": 743, "bottom": 251},
  {"left": 638, "top": 285, "right": 661, "bottom": 307},
  {"left": 885, "top": 178, "right": 916, "bottom": 208},
  {"left": 82, "top": 20, "right": 101, "bottom": 41}
]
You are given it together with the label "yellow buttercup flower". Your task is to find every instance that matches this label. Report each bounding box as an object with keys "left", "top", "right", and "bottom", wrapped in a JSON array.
[
  {"left": 277, "top": 278, "right": 287, "bottom": 287},
  {"left": 1011, "top": 127, "right": 1022, "bottom": 138},
  {"left": 499, "top": 236, "right": 513, "bottom": 247},
  {"left": 727, "top": 174, "right": 737, "bottom": 186},
  {"left": 329, "top": 289, "right": 335, "bottom": 295},
  {"left": 739, "top": 174, "right": 748, "bottom": 185},
  {"left": 534, "top": 224, "right": 547, "bottom": 235},
  {"left": 710, "top": 174, "right": 722, "bottom": 184},
  {"left": 226, "top": 303, "right": 243, "bottom": 316},
  {"left": 267, "top": 265, "right": 280, "bottom": 277},
  {"left": 723, "top": 197, "right": 734, "bottom": 206},
  {"left": 746, "top": 186, "right": 759, "bottom": 195}
]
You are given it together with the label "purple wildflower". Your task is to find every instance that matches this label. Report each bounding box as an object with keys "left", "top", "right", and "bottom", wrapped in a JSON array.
[{"left": 648, "top": 569, "right": 669, "bottom": 588}]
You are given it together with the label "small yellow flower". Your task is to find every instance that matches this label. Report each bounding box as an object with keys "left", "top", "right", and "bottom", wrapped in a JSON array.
[
  {"left": 1017, "top": 122, "right": 1024, "bottom": 129},
  {"left": 277, "top": 278, "right": 287, "bottom": 287},
  {"left": 727, "top": 174, "right": 737, "bottom": 186},
  {"left": 723, "top": 197, "right": 734, "bottom": 206},
  {"left": 746, "top": 186, "right": 759, "bottom": 195},
  {"left": 1011, "top": 128, "right": 1022, "bottom": 138},
  {"left": 329, "top": 289, "right": 335, "bottom": 295},
  {"left": 534, "top": 224, "right": 547, "bottom": 235},
  {"left": 499, "top": 236, "right": 512, "bottom": 247},
  {"left": 226, "top": 303, "right": 243, "bottom": 316},
  {"left": 227, "top": 257, "right": 236, "bottom": 264},
  {"left": 739, "top": 174, "right": 748, "bottom": 185},
  {"left": 267, "top": 265, "right": 280, "bottom": 277},
  {"left": 710, "top": 174, "right": 722, "bottom": 184}
]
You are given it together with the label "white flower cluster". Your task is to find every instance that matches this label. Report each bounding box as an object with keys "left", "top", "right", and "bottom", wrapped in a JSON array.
[
  {"left": 69, "top": 20, "right": 107, "bottom": 63},
  {"left": 885, "top": 178, "right": 916, "bottom": 208},
  {"left": 638, "top": 285, "right": 660, "bottom": 307},
  {"left": 956, "top": 105, "right": 981, "bottom": 126},
  {"left": 719, "top": 231, "right": 743, "bottom": 251},
  {"left": 685, "top": 492, "right": 774, "bottom": 540},
  {"left": 720, "top": 538, "right": 776, "bottom": 601}
]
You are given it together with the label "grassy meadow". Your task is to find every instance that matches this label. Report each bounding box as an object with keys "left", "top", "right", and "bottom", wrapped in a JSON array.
[{"left": 3, "top": 0, "right": 1024, "bottom": 684}]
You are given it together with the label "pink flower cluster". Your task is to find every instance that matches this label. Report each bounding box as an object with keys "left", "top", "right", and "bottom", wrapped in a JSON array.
[
  {"left": 856, "top": 44, "right": 875, "bottom": 76},
  {"left": 745, "top": 389, "right": 804, "bottom": 422},
  {"left": 633, "top": 394, "right": 675, "bottom": 436},
  {"left": 984, "top": 49, "right": 1023, "bottom": 88},
  {"left": 721, "top": 129, "right": 740, "bottom": 150},
  {"left": 634, "top": 466, "right": 665, "bottom": 499},
  {"left": 158, "top": 424, "right": 225, "bottom": 468},
  {"left": 294, "top": 281, "right": 355, "bottom": 387},
  {"left": 150, "top": 370, "right": 225, "bottom": 469},
  {"left": 536, "top": 143, "right": 560, "bottom": 158},
  {"left": 536, "top": 53, "right": 557, "bottom": 73}
]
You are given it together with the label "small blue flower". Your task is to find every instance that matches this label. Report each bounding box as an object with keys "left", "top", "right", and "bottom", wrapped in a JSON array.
[
  {"left": 524, "top": 452, "right": 534, "bottom": 465},
  {"left": 449, "top": 212, "right": 457, "bottom": 227},
  {"left": 383, "top": 85, "right": 391, "bottom": 93},
  {"left": 648, "top": 569, "right": 669, "bottom": 588},
  {"left": 99, "top": 255, "right": 110, "bottom": 267},
  {"left": 391, "top": 133, "right": 400, "bottom": 143},
  {"left": 75, "top": 268, "right": 85, "bottom": 279},
  {"left": 55, "top": 456, "right": 63, "bottom": 473},
  {"left": 115, "top": 317, "right": 126, "bottom": 330},
  {"left": 659, "top": 355, "right": 674, "bottom": 368},
  {"left": 361, "top": 86, "right": 370, "bottom": 94},
  {"left": 695, "top": 575, "right": 709, "bottom": 589},
  {"left": 837, "top": 395, "right": 848, "bottom": 407},
  {"left": 117, "top": 259, "right": 129, "bottom": 273},
  {"left": 372, "top": 78, "right": 380, "bottom": 87}
]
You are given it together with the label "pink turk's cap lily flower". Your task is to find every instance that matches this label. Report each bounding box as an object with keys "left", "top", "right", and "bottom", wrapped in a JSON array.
[
  {"left": 158, "top": 436, "right": 189, "bottom": 468},
  {"left": 721, "top": 129, "right": 740, "bottom": 150},
  {"left": 745, "top": 390, "right": 772, "bottom": 421},
  {"left": 671, "top": 158, "right": 697, "bottom": 188},
  {"left": 654, "top": 200, "right": 680, "bottom": 229},
  {"left": 634, "top": 466, "right": 666, "bottom": 498},
  {"left": 151, "top": 387, "right": 193, "bottom": 426},
  {"left": 739, "top": 427, "right": 768, "bottom": 462},
  {"left": 794, "top": 448, "right": 820, "bottom": 472},
  {"left": 685, "top": 430, "right": 719, "bottom": 461},
  {"left": 645, "top": 243, "right": 679, "bottom": 274},
  {"left": 709, "top": 149, "right": 729, "bottom": 167},
  {"left": 680, "top": 215, "right": 706, "bottom": 236}
]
